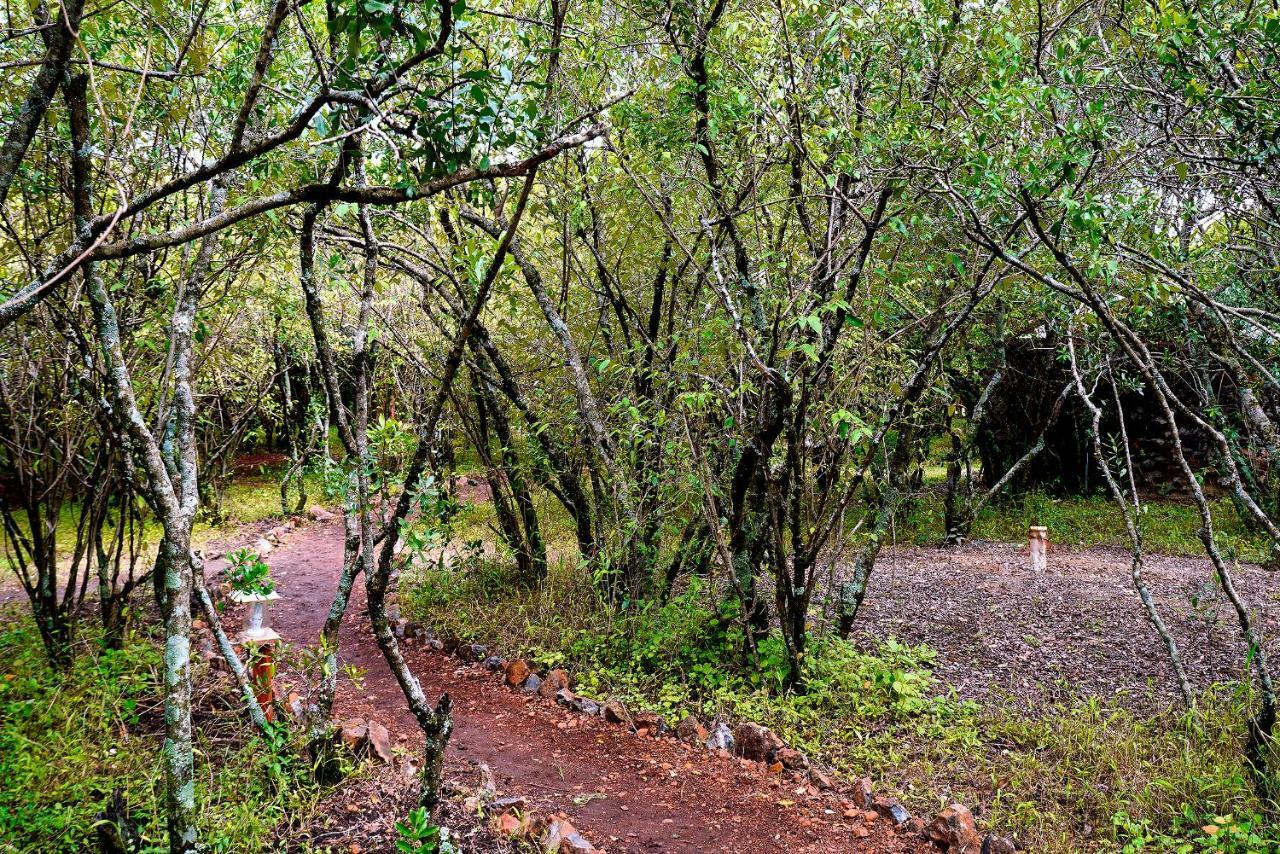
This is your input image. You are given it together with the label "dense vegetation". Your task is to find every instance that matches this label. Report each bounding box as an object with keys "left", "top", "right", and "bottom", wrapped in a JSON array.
[{"left": 0, "top": 0, "right": 1278, "bottom": 849}]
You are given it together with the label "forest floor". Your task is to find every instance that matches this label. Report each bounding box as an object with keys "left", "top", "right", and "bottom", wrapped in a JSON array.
[{"left": 207, "top": 516, "right": 921, "bottom": 853}]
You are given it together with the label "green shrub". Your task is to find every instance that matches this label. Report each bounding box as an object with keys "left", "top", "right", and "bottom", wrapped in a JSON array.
[{"left": 0, "top": 609, "right": 323, "bottom": 853}]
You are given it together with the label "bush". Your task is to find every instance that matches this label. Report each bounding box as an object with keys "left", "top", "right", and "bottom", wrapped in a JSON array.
[{"left": 0, "top": 608, "right": 322, "bottom": 852}]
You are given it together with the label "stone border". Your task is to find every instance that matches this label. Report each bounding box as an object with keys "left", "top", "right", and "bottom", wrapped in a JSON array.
[{"left": 435, "top": 641, "right": 1019, "bottom": 853}]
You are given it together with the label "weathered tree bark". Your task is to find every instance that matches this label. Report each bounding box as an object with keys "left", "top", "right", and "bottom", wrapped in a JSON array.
[
  {"left": 460, "top": 208, "right": 636, "bottom": 592},
  {"left": 71, "top": 63, "right": 208, "bottom": 849},
  {"left": 0, "top": 0, "right": 87, "bottom": 207},
  {"left": 294, "top": 146, "right": 370, "bottom": 772},
  {"left": 469, "top": 373, "right": 547, "bottom": 582}
]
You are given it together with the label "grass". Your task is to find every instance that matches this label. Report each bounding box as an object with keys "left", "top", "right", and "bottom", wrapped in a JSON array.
[
  {"left": 0, "top": 464, "right": 323, "bottom": 577},
  {"left": 401, "top": 546, "right": 1279, "bottom": 851},
  {"left": 899, "top": 490, "right": 1275, "bottom": 564},
  {"left": 0, "top": 607, "right": 329, "bottom": 853}
]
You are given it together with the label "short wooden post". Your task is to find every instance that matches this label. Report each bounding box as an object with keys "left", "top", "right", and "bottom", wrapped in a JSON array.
[{"left": 1028, "top": 525, "right": 1048, "bottom": 573}]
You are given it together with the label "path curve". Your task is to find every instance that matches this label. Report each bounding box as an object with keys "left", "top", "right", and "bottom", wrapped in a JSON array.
[{"left": 238, "top": 515, "right": 919, "bottom": 853}]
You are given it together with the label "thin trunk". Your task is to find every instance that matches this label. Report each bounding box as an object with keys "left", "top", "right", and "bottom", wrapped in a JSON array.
[
  {"left": 1068, "top": 339, "right": 1194, "bottom": 706},
  {"left": 193, "top": 558, "right": 271, "bottom": 731}
]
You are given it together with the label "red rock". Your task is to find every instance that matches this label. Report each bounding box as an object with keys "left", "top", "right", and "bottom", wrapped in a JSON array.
[
  {"left": 505, "top": 659, "right": 531, "bottom": 687},
  {"left": 777, "top": 746, "right": 808, "bottom": 770},
  {"left": 367, "top": 720, "right": 393, "bottom": 764},
  {"left": 982, "top": 833, "right": 1016, "bottom": 853},
  {"left": 545, "top": 817, "right": 600, "bottom": 853},
  {"left": 732, "top": 722, "right": 783, "bottom": 762},
  {"left": 808, "top": 767, "right": 835, "bottom": 790},
  {"left": 633, "top": 711, "right": 664, "bottom": 737},
  {"left": 492, "top": 810, "right": 524, "bottom": 837},
  {"left": 851, "top": 777, "right": 874, "bottom": 808},
  {"left": 602, "top": 697, "right": 632, "bottom": 726},
  {"left": 928, "top": 803, "right": 983, "bottom": 852},
  {"left": 339, "top": 718, "right": 368, "bottom": 751},
  {"left": 538, "top": 668, "right": 570, "bottom": 698},
  {"left": 675, "top": 714, "right": 708, "bottom": 744},
  {"left": 309, "top": 506, "right": 335, "bottom": 522}
]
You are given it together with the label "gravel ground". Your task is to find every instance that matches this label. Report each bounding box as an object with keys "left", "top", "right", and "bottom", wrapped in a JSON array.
[{"left": 841, "top": 541, "right": 1279, "bottom": 709}]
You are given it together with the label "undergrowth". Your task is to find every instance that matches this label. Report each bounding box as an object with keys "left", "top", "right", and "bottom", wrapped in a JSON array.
[
  {"left": 0, "top": 608, "right": 325, "bottom": 853},
  {"left": 402, "top": 553, "right": 1279, "bottom": 852}
]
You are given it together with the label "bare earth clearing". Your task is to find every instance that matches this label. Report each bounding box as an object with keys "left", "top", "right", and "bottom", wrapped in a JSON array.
[{"left": 844, "top": 542, "right": 1278, "bottom": 709}]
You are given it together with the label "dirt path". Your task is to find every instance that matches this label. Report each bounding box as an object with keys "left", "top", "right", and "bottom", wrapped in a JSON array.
[{"left": 227, "top": 517, "right": 915, "bottom": 853}]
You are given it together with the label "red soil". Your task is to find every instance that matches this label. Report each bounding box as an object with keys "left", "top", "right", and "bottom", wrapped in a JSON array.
[{"left": 233, "top": 516, "right": 922, "bottom": 853}]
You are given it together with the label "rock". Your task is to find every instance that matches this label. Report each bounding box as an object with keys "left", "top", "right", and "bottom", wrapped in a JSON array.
[
  {"left": 522, "top": 673, "right": 543, "bottom": 694},
  {"left": 492, "top": 810, "right": 524, "bottom": 837},
  {"left": 484, "top": 655, "right": 506, "bottom": 671},
  {"left": 545, "top": 817, "right": 599, "bottom": 854},
  {"left": 554, "top": 689, "right": 600, "bottom": 716},
  {"left": 904, "top": 817, "right": 927, "bottom": 836},
  {"left": 675, "top": 714, "right": 708, "bottom": 744},
  {"left": 851, "top": 777, "right": 874, "bottom": 809},
  {"left": 393, "top": 618, "right": 409, "bottom": 640},
  {"left": 602, "top": 698, "right": 632, "bottom": 726},
  {"left": 873, "top": 796, "right": 910, "bottom": 825},
  {"left": 387, "top": 603, "right": 402, "bottom": 623},
  {"left": 267, "top": 525, "right": 290, "bottom": 542},
  {"left": 808, "top": 767, "right": 835, "bottom": 790},
  {"left": 339, "top": 718, "right": 368, "bottom": 751},
  {"left": 982, "top": 834, "right": 1016, "bottom": 854},
  {"left": 632, "top": 711, "right": 664, "bottom": 737},
  {"left": 928, "top": 803, "right": 982, "bottom": 852},
  {"left": 403, "top": 621, "right": 423, "bottom": 639},
  {"left": 254, "top": 538, "right": 274, "bottom": 556},
  {"left": 560, "top": 831, "right": 599, "bottom": 854},
  {"left": 776, "top": 747, "right": 808, "bottom": 770},
  {"left": 538, "top": 668, "right": 570, "bottom": 698},
  {"left": 705, "top": 721, "right": 735, "bottom": 752},
  {"left": 367, "top": 721, "right": 394, "bottom": 764},
  {"left": 458, "top": 643, "right": 489, "bottom": 662},
  {"left": 309, "top": 506, "right": 335, "bottom": 522},
  {"left": 505, "top": 659, "right": 531, "bottom": 687},
  {"left": 732, "top": 722, "right": 783, "bottom": 762},
  {"left": 490, "top": 795, "right": 527, "bottom": 813},
  {"left": 477, "top": 762, "right": 497, "bottom": 799},
  {"left": 426, "top": 638, "right": 444, "bottom": 652}
]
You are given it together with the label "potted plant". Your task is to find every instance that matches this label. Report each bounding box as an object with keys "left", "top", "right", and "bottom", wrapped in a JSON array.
[{"left": 225, "top": 548, "right": 280, "bottom": 643}]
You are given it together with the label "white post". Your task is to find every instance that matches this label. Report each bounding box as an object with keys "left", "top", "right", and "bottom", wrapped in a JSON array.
[{"left": 1028, "top": 526, "right": 1048, "bottom": 573}]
